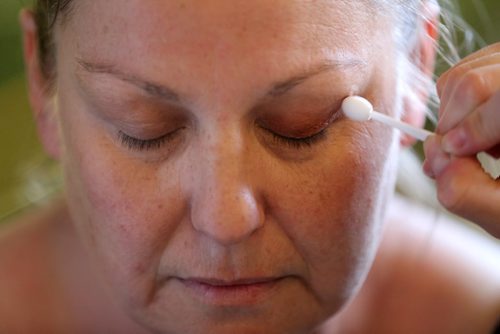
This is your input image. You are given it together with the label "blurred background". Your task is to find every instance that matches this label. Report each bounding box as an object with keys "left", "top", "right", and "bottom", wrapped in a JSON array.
[{"left": 0, "top": 0, "right": 499, "bottom": 220}]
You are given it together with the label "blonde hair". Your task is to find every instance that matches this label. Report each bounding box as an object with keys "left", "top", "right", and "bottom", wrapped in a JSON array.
[{"left": 391, "top": 1, "right": 481, "bottom": 206}]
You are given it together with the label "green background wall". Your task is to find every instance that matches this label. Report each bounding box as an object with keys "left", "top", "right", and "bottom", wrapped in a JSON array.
[{"left": 0, "top": 1, "right": 499, "bottom": 219}]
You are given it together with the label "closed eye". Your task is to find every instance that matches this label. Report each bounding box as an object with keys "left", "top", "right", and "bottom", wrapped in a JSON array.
[
  {"left": 267, "top": 128, "right": 328, "bottom": 149},
  {"left": 260, "top": 106, "right": 343, "bottom": 150},
  {"left": 118, "top": 128, "right": 184, "bottom": 151}
]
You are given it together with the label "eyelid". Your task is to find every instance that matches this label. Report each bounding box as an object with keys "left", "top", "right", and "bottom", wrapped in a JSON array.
[
  {"left": 261, "top": 106, "right": 343, "bottom": 149},
  {"left": 272, "top": 104, "right": 343, "bottom": 135},
  {"left": 115, "top": 103, "right": 344, "bottom": 152}
]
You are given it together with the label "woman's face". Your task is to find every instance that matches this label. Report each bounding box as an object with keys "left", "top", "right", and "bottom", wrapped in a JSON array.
[{"left": 52, "top": 0, "right": 402, "bottom": 333}]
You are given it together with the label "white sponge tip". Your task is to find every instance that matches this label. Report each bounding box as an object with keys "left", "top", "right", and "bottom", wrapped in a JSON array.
[{"left": 342, "top": 96, "right": 373, "bottom": 122}]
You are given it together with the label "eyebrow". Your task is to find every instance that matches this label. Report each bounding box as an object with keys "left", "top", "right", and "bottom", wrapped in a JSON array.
[
  {"left": 267, "top": 59, "right": 364, "bottom": 97},
  {"left": 77, "top": 58, "right": 181, "bottom": 103},
  {"left": 76, "top": 57, "right": 365, "bottom": 103}
]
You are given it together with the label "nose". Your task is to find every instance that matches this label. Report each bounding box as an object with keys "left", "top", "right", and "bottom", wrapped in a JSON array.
[{"left": 189, "top": 130, "right": 264, "bottom": 245}]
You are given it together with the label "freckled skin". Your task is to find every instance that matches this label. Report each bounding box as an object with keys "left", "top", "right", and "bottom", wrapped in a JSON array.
[{"left": 51, "top": 0, "right": 402, "bottom": 333}]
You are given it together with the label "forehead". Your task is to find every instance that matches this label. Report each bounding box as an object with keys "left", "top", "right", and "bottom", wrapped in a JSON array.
[
  {"left": 61, "top": 0, "right": 395, "bottom": 102},
  {"left": 66, "top": 0, "right": 391, "bottom": 56},
  {"left": 68, "top": 0, "right": 386, "bottom": 46}
]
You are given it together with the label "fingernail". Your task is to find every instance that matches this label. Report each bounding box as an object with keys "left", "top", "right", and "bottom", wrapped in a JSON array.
[
  {"left": 431, "top": 152, "right": 451, "bottom": 176},
  {"left": 422, "top": 159, "right": 435, "bottom": 178},
  {"left": 442, "top": 128, "right": 466, "bottom": 154}
]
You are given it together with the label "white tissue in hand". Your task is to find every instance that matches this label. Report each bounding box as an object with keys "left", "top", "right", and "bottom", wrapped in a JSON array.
[{"left": 477, "top": 152, "right": 500, "bottom": 179}]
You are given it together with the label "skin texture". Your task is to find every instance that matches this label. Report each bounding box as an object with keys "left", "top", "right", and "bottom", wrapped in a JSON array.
[
  {"left": 26, "top": 1, "right": 406, "bottom": 333},
  {"left": 10, "top": 1, "right": 500, "bottom": 333},
  {"left": 23, "top": 0, "right": 500, "bottom": 333}
]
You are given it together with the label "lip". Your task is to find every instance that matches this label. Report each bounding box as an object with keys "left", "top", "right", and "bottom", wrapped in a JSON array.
[{"left": 176, "top": 276, "right": 285, "bottom": 306}]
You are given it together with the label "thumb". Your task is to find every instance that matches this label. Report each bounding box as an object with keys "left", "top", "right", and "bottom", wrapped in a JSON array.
[{"left": 435, "top": 155, "right": 500, "bottom": 238}]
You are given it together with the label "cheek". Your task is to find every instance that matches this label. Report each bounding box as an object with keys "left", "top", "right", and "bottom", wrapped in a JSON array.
[
  {"left": 265, "top": 124, "right": 396, "bottom": 306},
  {"left": 59, "top": 103, "right": 185, "bottom": 306}
]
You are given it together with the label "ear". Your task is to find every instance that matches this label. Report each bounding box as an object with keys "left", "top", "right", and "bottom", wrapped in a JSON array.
[
  {"left": 19, "top": 9, "right": 61, "bottom": 159},
  {"left": 400, "top": 0, "right": 440, "bottom": 147}
]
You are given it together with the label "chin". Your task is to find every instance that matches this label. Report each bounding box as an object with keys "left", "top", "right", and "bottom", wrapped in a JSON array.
[
  {"left": 137, "top": 318, "right": 324, "bottom": 334},
  {"left": 130, "top": 300, "right": 333, "bottom": 334}
]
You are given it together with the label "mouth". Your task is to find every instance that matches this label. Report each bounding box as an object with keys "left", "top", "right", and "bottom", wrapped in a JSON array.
[{"left": 176, "top": 276, "right": 286, "bottom": 306}]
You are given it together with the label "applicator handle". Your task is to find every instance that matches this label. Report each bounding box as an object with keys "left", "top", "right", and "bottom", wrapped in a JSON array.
[{"left": 370, "top": 111, "right": 433, "bottom": 141}]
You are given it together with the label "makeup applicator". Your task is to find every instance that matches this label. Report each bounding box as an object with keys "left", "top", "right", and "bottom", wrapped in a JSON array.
[
  {"left": 341, "top": 95, "right": 433, "bottom": 141},
  {"left": 341, "top": 95, "right": 500, "bottom": 179}
]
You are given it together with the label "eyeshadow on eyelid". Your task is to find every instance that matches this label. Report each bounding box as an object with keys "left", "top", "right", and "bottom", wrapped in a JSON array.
[{"left": 258, "top": 102, "right": 343, "bottom": 139}]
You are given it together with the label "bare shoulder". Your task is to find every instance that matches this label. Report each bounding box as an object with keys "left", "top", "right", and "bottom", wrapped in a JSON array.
[
  {"left": 0, "top": 201, "right": 150, "bottom": 334},
  {"left": 327, "top": 196, "right": 500, "bottom": 334},
  {"left": 0, "top": 200, "right": 69, "bottom": 332},
  {"left": 382, "top": 195, "right": 500, "bottom": 302}
]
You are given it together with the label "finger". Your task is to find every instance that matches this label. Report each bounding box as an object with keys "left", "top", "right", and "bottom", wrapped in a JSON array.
[
  {"left": 435, "top": 155, "right": 500, "bottom": 238},
  {"left": 423, "top": 135, "right": 451, "bottom": 179},
  {"left": 458, "top": 43, "right": 500, "bottom": 64},
  {"left": 437, "top": 59, "right": 500, "bottom": 132},
  {"left": 438, "top": 63, "right": 500, "bottom": 134},
  {"left": 437, "top": 50, "right": 500, "bottom": 103},
  {"left": 437, "top": 43, "right": 500, "bottom": 98},
  {"left": 441, "top": 89, "right": 500, "bottom": 156}
]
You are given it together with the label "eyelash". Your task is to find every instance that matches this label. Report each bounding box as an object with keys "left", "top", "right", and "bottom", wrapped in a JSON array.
[
  {"left": 268, "top": 129, "right": 328, "bottom": 149},
  {"left": 118, "top": 129, "right": 181, "bottom": 151},
  {"left": 118, "top": 120, "right": 331, "bottom": 152}
]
